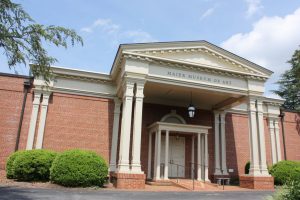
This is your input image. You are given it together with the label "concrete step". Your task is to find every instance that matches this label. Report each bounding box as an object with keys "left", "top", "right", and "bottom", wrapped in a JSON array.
[
  {"left": 170, "top": 179, "right": 218, "bottom": 191},
  {"left": 146, "top": 180, "right": 174, "bottom": 186}
]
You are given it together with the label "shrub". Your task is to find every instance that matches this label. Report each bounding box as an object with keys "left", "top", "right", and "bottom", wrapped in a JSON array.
[
  {"left": 50, "top": 149, "right": 108, "bottom": 187},
  {"left": 269, "top": 160, "right": 300, "bottom": 185},
  {"left": 13, "top": 149, "right": 58, "bottom": 182},
  {"left": 266, "top": 180, "right": 300, "bottom": 200},
  {"left": 245, "top": 161, "right": 250, "bottom": 174},
  {"left": 6, "top": 151, "right": 25, "bottom": 179}
]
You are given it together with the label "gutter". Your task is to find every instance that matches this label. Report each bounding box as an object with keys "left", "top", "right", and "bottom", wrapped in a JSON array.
[{"left": 15, "top": 77, "right": 32, "bottom": 151}]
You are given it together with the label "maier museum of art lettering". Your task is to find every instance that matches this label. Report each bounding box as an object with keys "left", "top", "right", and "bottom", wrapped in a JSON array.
[{"left": 0, "top": 41, "right": 299, "bottom": 190}]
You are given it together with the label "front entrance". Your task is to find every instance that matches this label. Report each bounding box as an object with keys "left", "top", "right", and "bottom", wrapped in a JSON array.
[{"left": 161, "top": 136, "right": 185, "bottom": 178}]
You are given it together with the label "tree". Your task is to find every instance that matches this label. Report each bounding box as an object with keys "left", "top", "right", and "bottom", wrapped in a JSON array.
[
  {"left": 0, "top": 0, "right": 83, "bottom": 83},
  {"left": 274, "top": 48, "right": 300, "bottom": 111}
]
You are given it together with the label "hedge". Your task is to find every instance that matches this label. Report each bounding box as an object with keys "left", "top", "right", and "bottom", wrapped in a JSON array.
[
  {"left": 50, "top": 149, "right": 108, "bottom": 187},
  {"left": 12, "top": 149, "right": 58, "bottom": 182},
  {"left": 6, "top": 151, "right": 25, "bottom": 179},
  {"left": 269, "top": 160, "right": 300, "bottom": 185}
]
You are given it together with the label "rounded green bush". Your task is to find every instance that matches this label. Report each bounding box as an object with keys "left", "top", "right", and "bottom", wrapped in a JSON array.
[
  {"left": 50, "top": 149, "right": 108, "bottom": 187},
  {"left": 245, "top": 161, "right": 250, "bottom": 174},
  {"left": 13, "top": 149, "right": 58, "bottom": 182},
  {"left": 269, "top": 160, "right": 300, "bottom": 185},
  {"left": 6, "top": 151, "right": 25, "bottom": 179}
]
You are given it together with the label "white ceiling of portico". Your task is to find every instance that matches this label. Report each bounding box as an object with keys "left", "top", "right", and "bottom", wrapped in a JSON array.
[{"left": 144, "top": 81, "right": 243, "bottom": 110}]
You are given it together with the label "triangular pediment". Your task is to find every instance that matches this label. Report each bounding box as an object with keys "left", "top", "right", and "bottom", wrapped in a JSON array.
[{"left": 117, "top": 41, "right": 273, "bottom": 78}]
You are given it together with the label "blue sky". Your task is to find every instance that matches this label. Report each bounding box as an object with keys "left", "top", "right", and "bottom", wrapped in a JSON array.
[{"left": 1, "top": 0, "right": 300, "bottom": 96}]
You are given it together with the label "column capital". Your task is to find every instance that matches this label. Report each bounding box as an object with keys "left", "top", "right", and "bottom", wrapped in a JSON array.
[
  {"left": 122, "top": 80, "right": 135, "bottom": 97},
  {"left": 113, "top": 98, "right": 122, "bottom": 114},
  {"left": 33, "top": 91, "right": 42, "bottom": 105},
  {"left": 220, "top": 112, "right": 226, "bottom": 122},
  {"left": 274, "top": 120, "right": 280, "bottom": 128},
  {"left": 41, "top": 93, "right": 50, "bottom": 106},
  {"left": 135, "top": 82, "right": 144, "bottom": 99},
  {"left": 248, "top": 98, "right": 257, "bottom": 111}
]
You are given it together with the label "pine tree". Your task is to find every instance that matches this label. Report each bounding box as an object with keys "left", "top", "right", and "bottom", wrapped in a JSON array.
[{"left": 274, "top": 49, "right": 300, "bottom": 111}]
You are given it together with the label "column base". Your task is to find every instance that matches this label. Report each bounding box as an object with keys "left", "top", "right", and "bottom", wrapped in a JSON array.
[
  {"left": 213, "top": 174, "right": 230, "bottom": 184},
  {"left": 111, "top": 172, "right": 146, "bottom": 189},
  {"left": 131, "top": 164, "right": 144, "bottom": 174},
  {"left": 239, "top": 175, "right": 274, "bottom": 190}
]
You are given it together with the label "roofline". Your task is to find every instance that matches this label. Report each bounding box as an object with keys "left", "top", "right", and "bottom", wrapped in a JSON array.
[
  {"left": 50, "top": 65, "right": 112, "bottom": 81},
  {"left": 110, "top": 40, "right": 273, "bottom": 78},
  {"left": 264, "top": 97, "right": 285, "bottom": 105},
  {"left": 0, "top": 72, "right": 32, "bottom": 79}
]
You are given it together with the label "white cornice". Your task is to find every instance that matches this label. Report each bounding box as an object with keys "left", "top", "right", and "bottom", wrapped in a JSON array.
[
  {"left": 51, "top": 66, "right": 112, "bottom": 83},
  {"left": 263, "top": 97, "right": 285, "bottom": 106},
  {"left": 112, "top": 41, "right": 273, "bottom": 77},
  {"left": 122, "top": 52, "right": 268, "bottom": 81},
  {"left": 50, "top": 66, "right": 113, "bottom": 85}
]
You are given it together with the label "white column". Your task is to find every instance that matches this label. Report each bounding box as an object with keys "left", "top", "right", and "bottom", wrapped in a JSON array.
[
  {"left": 274, "top": 119, "right": 282, "bottom": 162},
  {"left": 154, "top": 130, "right": 161, "bottom": 180},
  {"left": 269, "top": 118, "right": 277, "bottom": 164},
  {"left": 248, "top": 98, "right": 260, "bottom": 176},
  {"left": 197, "top": 133, "right": 202, "bottom": 181},
  {"left": 164, "top": 130, "right": 169, "bottom": 180},
  {"left": 220, "top": 112, "right": 228, "bottom": 175},
  {"left": 256, "top": 100, "right": 269, "bottom": 175},
  {"left": 35, "top": 92, "right": 51, "bottom": 149},
  {"left": 131, "top": 82, "right": 145, "bottom": 173},
  {"left": 147, "top": 132, "right": 152, "bottom": 179},
  {"left": 117, "top": 81, "right": 134, "bottom": 173},
  {"left": 204, "top": 133, "right": 210, "bottom": 182},
  {"left": 191, "top": 135, "right": 195, "bottom": 179},
  {"left": 214, "top": 112, "right": 221, "bottom": 175},
  {"left": 109, "top": 98, "right": 121, "bottom": 172},
  {"left": 26, "top": 91, "right": 41, "bottom": 150}
]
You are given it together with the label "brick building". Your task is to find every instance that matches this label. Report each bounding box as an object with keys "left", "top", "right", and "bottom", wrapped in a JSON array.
[{"left": 0, "top": 41, "right": 299, "bottom": 190}]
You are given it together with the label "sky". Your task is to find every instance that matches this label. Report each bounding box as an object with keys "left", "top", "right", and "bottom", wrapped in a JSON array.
[{"left": 1, "top": 0, "right": 300, "bottom": 97}]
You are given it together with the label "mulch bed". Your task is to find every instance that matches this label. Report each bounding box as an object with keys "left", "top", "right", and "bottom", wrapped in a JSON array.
[{"left": 0, "top": 170, "right": 113, "bottom": 191}]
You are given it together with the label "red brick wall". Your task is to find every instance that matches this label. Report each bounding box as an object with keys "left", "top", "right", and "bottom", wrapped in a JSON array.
[
  {"left": 0, "top": 75, "right": 33, "bottom": 169},
  {"left": 283, "top": 111, "right": 300, "bottom": 161},
  {"left": 42, "top": 92, "right": 114, "bottom": 164},
  {"left": 225, "top": 113, "right": 250, "bottom": 178},
  {"left": 1, "top": 74, "right": 299, "bottom": 179}
]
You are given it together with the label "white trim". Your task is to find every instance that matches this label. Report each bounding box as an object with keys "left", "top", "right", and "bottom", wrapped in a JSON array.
[
  {"left": 26, "top": 92, "right": 41, "bottom": 150},
  {"left": 131, "top": 82, "right": 145, "bottom": 174},
  {"left": 117, "top": 81, "right": 134, "bottom": 173},
  {"left": 161, "top": 110, "right": 186, "bottom": 124},
  {"left": 109, "top": 98, "right": 121, "bottom": 172},
  {"left": 148, "top": 122, "right": 211, "bottom": 135},
  {"left": 147, "top": 132, "right": 153, "bottom": 179},
  {"left": 35, "top": 92, "right": 51, "bottom": 149}
]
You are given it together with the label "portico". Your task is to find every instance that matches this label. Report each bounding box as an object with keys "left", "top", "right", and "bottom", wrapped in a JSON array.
[
  {"left": 147, "top": 121, "right": 210, "bottom": 182},
  {"left": 90, "top": 41, "right": 277, "bottom": 189}
]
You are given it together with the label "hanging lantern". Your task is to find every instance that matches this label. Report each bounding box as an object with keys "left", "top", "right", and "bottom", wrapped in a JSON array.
[
  {"left": 188, "top": 104, "right": 195, "bottom": 118},
  {"left": 188, "top": 92, "right": 196, "bottom": 118}
]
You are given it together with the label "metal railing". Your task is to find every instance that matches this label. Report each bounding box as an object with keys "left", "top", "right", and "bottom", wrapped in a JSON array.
[{"left": 160, "top": 162, "right": 229, "bottom": 190}]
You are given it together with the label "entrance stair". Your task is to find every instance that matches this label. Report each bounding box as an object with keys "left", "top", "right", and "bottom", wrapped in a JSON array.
[{"left": 170, "top": 179, "right": 219, "bottom": 191}]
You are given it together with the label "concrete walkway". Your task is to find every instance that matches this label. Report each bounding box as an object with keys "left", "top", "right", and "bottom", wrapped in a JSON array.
[{"left": 0, "top": 186, "right": 274, "bottom": 200}]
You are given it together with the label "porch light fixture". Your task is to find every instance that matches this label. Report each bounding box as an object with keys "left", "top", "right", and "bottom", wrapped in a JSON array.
[{"left": 188, "top": 92, "right": 196, "bottom": 118}]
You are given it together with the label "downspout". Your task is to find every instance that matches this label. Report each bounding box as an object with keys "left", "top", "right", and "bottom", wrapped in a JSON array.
[
  {"left": 15, "top": 78, "right": 31, "bottom": 151},
  {"left": 279, "top": 109, "right": 287, "bottom": 160}
]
